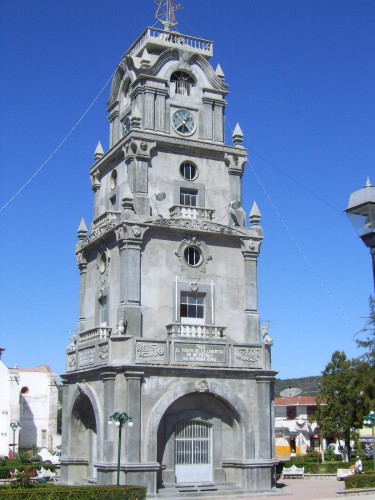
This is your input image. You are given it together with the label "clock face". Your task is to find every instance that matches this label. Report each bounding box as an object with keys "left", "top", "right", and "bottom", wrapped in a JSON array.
[
  {"left": 122, "top": 116, "right": 131, "bottom": 136},
  {"left": 171, "top": 109, "right": 196, "bottom": 136}
]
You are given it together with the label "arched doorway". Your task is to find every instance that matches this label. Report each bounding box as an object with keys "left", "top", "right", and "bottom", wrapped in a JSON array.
[
  {"left": 71, "top": 393, "right": 97, "bottom": 480},
  {"left": 157, "top": 392, "right": 241, "bottom": 486}
]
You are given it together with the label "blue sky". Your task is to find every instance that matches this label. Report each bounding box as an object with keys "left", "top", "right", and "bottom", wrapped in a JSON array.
[{"left": 0, "top": 0, "right": 374, "bottom": 382}]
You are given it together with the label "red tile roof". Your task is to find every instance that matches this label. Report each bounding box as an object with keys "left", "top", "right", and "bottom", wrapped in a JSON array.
[{"left": 274, "top": 396, "right": 317, "bottom": 406}]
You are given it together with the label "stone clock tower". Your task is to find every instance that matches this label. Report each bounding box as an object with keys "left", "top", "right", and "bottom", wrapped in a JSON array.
[{"left": 61, "top": 3, "right": 277, "bottom": 496}]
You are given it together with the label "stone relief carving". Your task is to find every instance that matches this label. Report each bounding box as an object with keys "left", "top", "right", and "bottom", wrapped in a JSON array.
[
  {"left": 235, "top": 347, "right": 261, "bottom": 364},
  {"left": 81, "top": 221, "right": 118, "bottom": 248},
  {"left": 136, "top": 343, "right": 165, "bottom": 358},
  {"left": 132, "top": 225, "right": 141, "bottom": 237},
  {"left": 151, "top": 217, "right": 246, "bottom": 235},
  {"left": 195, "top": 380, "right": 209, "bottom": 393},
  {"left": 99, "top": 345, "right": 109, "bottom": 360},
  {"left": 67, "top": 353, "right": 76, "bottom": 367}
]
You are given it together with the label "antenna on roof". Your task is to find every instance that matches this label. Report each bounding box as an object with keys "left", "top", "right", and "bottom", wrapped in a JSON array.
[
  {"left": 153, "top": 0, "right": 183, "bottom": 31},
  {"left": 280, "top": 387, "right": 302, "bottom": 397}
]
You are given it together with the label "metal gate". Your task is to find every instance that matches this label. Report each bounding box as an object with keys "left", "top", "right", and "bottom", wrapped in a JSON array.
[{"left": 175, "top": 420, "right": 212, "bottom": 483}]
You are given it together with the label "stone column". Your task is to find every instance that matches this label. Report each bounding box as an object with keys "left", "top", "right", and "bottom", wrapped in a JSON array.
[
  {"left": 101, "top": 371, "right": 116, "bottom": 464},
  {"left": 256, "top": 376, "right": 273, "bottom": 459},
  {"left": 144, "top": 88, "right": 155, "bottom": 130},
  {"left": 201, "top": 98, "right": 213, "bottom": 140},
  {"left": 91, "top": 171, "right": 101, "bottom": 220},
  {"left": 240, "top": 237, "right": 262, "bottom": 343},
  {"left": 117, "top": 224, "right": 148, "bottom": 337},
  {"left": 76, "top": 251, "right": 87, "bottom": 333},
  {"left": 155, "top": 90, "right": 167, "bottom": 132},
  {"left": 124, "top": 371, "right": 144, "bottom": 463},
  {"left": 213, "top": 101, "right": 225, "bottom": 142}
]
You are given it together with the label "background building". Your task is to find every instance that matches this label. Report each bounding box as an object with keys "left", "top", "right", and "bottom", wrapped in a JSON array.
[
  {"left": 0, "top": 351, "right": 60, "bottom": 456},
  {"left": 61, "top": 5, "right": 276, "bottom": 496}
]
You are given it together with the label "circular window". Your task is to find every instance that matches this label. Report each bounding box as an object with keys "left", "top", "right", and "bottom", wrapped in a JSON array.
[
  {"left": 180, "top": 161, "right": 197, "bottom": 181},
  {"left": 184, "top": 246, "right": 201, "bottom": 267},
  {"left": 110, "top": 170, "right": 117, "bottom": 189},
  {"left": 99, "top": 253, "right": 107, "bottom": 274}
]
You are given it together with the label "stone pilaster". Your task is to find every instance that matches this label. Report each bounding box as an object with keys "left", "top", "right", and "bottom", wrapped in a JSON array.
[
  {"left": 213, "top": 100, "right": 225, "bottom": 142},
  {"left": 125, "top": 371, "right": 144, "bottom": 463},
  {"left": 256, "top": 376, "right": 273, "bottom": 459},
  {"left": 76, "top": 250, "right": 87, "bottom": 333},
  {"left": 240, "top": 236, "right": 262, "bottom": 342},
  {"left": 101, "top": 371, "right": 117, "bottom": 463},
  {"left": 116, "top": 223, "right": 149, "bottom": 336}
]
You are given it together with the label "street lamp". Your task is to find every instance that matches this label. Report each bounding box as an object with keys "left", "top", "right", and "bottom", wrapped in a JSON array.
[
  {"left": 108, "top": 412, "right": 133, "bottom": 486},
  {"left": 363, "top": 411, "right": 375, "bottom": 470},
  {"left": 345, "top": 178, "right": 375, "bottom": 291},
  {"left": 9, "top": 421, "right": 21, "bottom": 457}
]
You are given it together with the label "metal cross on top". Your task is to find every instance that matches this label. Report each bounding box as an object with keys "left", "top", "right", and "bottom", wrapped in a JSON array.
[{"left": 153, "top": 0, "right": 183, "bottom": 31}]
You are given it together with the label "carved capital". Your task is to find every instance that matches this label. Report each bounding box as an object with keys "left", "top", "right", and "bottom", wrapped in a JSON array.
[
  {"left": 116, "top": 223, "right": 149, "bottom": 246},
  {"left": 224, "top": 152, "right": 247, "bottom": 175}
]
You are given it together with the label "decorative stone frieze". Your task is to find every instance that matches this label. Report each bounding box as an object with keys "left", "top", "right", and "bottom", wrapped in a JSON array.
[
  {"left": 150, "top": 217, "right": 246, "bottom": 235},
  {"left": 233, "top": 345, "right": 262, "bottom": 368},
  {"left": 135, "top": 340, "right": 167, "bottom": 364},
  {"left": 195, "top": 380, "right": 209, "bottom": 393}
]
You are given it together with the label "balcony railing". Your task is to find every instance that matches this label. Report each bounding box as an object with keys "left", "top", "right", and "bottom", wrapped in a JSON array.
[
  {"left": 169, "top": 205, "right": 215, "bottom": 220},
  {"left": 166, "top": 323, "right": 226, "bottom": 339},
  {"left": 92, "top": 211, "right": 120, "bottom": 229},
  {"left": 78, "top": 327, "right": 112, "bottom": 345},
  {"left": 125, "top": 28, "right": 213, "bottom": 58}
]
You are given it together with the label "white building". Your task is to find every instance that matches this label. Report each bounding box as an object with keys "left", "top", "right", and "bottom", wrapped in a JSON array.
[{"left": 0, "top": 351, "right": 60, "bottom": 456}]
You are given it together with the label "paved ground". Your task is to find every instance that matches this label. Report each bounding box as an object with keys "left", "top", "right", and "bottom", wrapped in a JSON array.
[{"left": 202, "top": 479, "right": 375, "bottom": 500}]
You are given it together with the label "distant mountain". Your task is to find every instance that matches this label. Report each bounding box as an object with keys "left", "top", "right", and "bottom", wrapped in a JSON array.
[{"left": 275, "top": 376, "right": 321, "bottom": 397}]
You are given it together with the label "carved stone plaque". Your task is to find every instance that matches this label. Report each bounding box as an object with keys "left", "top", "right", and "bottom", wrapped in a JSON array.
[
  {"left": 233, "top": 345, "right": 262, "bottom": 368},
  {"left": 135, "top": 340, "right": 167, "bottom": 364},
  {"left": 78, "top": 347, "right": 95, "bottom": 367},
  {"left": 174, "top": 343, "right": 226, "bottom": 364}
]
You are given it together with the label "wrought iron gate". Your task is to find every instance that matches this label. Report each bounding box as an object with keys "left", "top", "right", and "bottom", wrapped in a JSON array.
[{"left": 175, "top": 420, "right": 212, "bottom": 483}]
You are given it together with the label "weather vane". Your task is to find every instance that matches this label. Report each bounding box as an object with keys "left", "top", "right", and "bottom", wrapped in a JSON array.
[{"left": 153, "top": 0, "right": 183, "bottom": 31}]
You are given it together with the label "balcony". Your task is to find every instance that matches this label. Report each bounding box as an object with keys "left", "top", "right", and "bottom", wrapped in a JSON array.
[
  {"left": 78, "top": 327, "right": 112, "bottom": 345},
  {"left": 166, "top": 323, "right": 226, "bottom": 339},
  {"left": 92, "top": 211, "right": 120, "bottom": 230},
  {"left": 125, "top": 27, "right": 213, "bottom": 59},
  {"left": 169, "top": 205, "right": 215, "bottom": 220}
]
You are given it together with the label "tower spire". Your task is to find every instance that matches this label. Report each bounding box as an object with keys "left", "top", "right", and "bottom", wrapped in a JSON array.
[{"left": 153, "top": 0, "right": 183, "bottom": 31}]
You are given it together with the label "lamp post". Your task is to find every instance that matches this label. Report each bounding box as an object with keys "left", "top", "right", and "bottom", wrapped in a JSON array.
[
  {"left": 9, "top": 421, "right": 21, "bottom": 457},
  {"left": 345, "top": 178, "right": 375, "bottom": 291},
  {"left": 108, "top": 412, "right": 133, "bottom": 486},
  {"left": 363, "top": 411, "right": 375, "bottom": 470}
]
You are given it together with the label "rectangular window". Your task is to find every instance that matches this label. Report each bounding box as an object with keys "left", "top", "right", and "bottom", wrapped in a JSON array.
[
  {"left": 99, "top": 296, "right": 108, "bottom": 326},
  {"left": 286, "top": 406, "right": 297, "bottom": 420},
  {"left": 307, "top": 406, "right": 316, "bottom": 419},
  {"left": 180, "top": 292, "right": 204, "bottom": 322},
  {"left": 180, "top": 188, "right": 197, "bottom": 207}
]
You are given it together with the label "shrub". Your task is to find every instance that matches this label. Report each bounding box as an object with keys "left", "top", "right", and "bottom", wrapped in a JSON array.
[
  {"left": 323, "top": 448, "right": 336, "bottom": 462},
  {"left": 0, "top": 485, "right": 147, "bottom": 499},
  {"left": 345, "top": 471, "right": 375, "bottom": 490}
]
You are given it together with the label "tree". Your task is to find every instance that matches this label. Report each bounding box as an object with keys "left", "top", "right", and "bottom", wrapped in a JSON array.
[
  {"left": 313, "top": 351, "right": 358, "bottom": 461},
  {"left": 356, "top": 296, "right": 375, "bottom": 367}
]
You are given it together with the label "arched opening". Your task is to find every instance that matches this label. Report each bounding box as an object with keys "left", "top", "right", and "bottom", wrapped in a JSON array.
[
  {"left": 170, "top": 71, "right": 195, "bottom": 96},
  {"left": 71, "top": 393, "right": 97, "bottom": 480},
  {"left": 157, "top": 392, "right": 241, "bottom": 487}
]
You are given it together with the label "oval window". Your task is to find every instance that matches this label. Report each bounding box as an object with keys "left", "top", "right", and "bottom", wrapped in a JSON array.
[
  {"left": 184, "top": 246, "right": 201, "bottom": 267},
  {"left": 99, "top": 253, "right": 107, "bottom": 274},
  {"left": 180, "top": 161, "right": 197, "bottom": 181}
]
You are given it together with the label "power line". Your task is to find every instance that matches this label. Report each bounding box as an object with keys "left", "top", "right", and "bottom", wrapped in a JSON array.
[{"left": 0, "top": 71, "right": 116, "bottom": 215}]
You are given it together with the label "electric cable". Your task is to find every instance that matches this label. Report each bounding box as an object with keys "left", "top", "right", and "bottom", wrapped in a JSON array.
[{"left": 0, "top": 70, "right": 116, "bottom": 215}]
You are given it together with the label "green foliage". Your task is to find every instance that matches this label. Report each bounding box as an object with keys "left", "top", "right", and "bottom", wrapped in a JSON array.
[
  {"left": 323, "top": 447, "right": 336, "bottom": 462},
  {"left": 312, "top": 351, "right": 359, "bottom": 456},
  {"left": 0, "top": 485, "right": 147, "bottom": 499},
  {"left": 345, "top": 471, "right": 375, "bottom": 489},
  {"left": 356, "top": 297, "right": 375, "bottom": 367},
  {"left": 0, "top": 463, "right": 55, "bottom": 480}
]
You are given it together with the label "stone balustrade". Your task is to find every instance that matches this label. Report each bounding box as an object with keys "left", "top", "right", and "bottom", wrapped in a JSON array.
[
  {"left": 92, "top": 211, "right": 120, "bottom": 229},
  {"left": 78, "top": 327, "right": 112, "bottom": 345},
  {"left": 166, "top": 323, "right": 226, "bottom": 339},
  {"left": 125, "top": 28, "right": 213, "bottom": 58},
  {"left": 169, "top": 205, "right": 215, "bottom": 220}
]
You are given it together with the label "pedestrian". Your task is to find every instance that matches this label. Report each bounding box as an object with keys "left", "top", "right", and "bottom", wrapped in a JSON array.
[{"left": 355, "top": 455, "right": 362, "bottom": 474}]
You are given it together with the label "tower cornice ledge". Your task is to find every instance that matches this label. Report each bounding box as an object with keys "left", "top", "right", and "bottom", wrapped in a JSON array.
[
  {"left": 90, "top": 131, "right": 248, "bottom": 175},
  {"left": 147, "top": 217, "right": 251, "bottom": 238}
]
